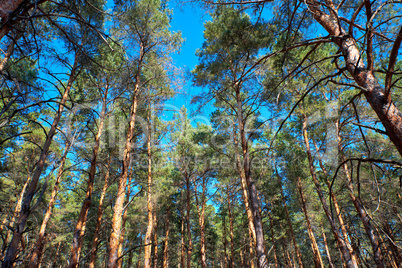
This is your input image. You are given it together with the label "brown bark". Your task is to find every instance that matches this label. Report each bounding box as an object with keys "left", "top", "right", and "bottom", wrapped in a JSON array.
[
  {"left": 88, "top": 156, "right": 112, "bottom": 268},
  {"left": 153, "top": 227, "right": 158, "bottom": 268},
  {"left": 321, "top": 227, "right": 335, "bottom": 268},
  {"left": 162, "top": 208, "right": 170, "bottom": 268},
  {"left": 335, "top": 121, "right": 384, "bottom": 268},
  {"left": 117, "top": 169, "right": 134, "bottom": 268},
  {"left": 222, "top": 212, "right": 227, "bottom": 268},
  {"left": 301, "top": 115, "right": 358, "bottom": 268},
  {"left": 0, "top": 31, "right": 20, "bottom": 72},
  {"left": 268, "top": 212, "right": 278, "bottom": 268},
  {"left": 276, "top": 172, "right": 303, "bottom": 268},
  {"left": 180, "top": 213, "right": 185, "bottom": 268},
  {"left": 29, "top": 138, "right": 73, "bottom": 268},
  {"left": 69, "top": 85, "right": 109, "bottom": 268},
  {"left": 232, "top": 122, "right": 257, "bottom": 244},
  {"left": 2, "top": 52, "right": 79, "bottom": 268},
  {"left": 108, "top": 43, "right": 143, "bottom": 267},
  {"left": 234, "top": 87, "right": 267, "bottom": 268},
  {"left": 305, "top": 0, "right": 402, "bottom": 158},
  {"left": 383, "top": 222, "right": 402, "bottom": 265},
  {"left": 185, "top": 173, "right": 192, "bottom": 268},
  {"left": 227, "top": 184, "right": 235, "bottom": 268},
  {"left": 1, "top": 158, "right": 31, "bottom": 259},
  {"left": 144, "top": 110, "right": 155, "bottom": 268},
  {"left": 296, "top": 177, "right": 323, "bottom": 268},
  {"left": 136, "top": 236, "right": 143, "bottom": 268},
  {"left": 194, "top": 173, "right": 208, "bottom": 268}
]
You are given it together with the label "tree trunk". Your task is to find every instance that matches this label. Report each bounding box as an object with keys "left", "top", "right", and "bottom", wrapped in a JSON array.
[
  {"left": 144, "top": 110, "right": 155, "bottom": 268},
  {"left": 383, "top": 222, "right": 402, "bottom": 265},
  {"left": 276, "top": 172, "right": 303, "bottom": 268},
  {"left": 301, "top": 115, "right": 358, "bottom": 268},
  {"left": 117, "top": 169, "right": 134, "bottom": 268},
  {"left": 321, "top": 227, "right": 335, "bottom": 268},
  {"left": 194, "top": 173, "right": 208, "bottom": 268},
  {"left": 227, "top": 184, "right": 235, "bottom": 268},
  {"left": 222, "top": 212, "right": 227, "bottom": 268},
  {"left": 153, "top": 227, "right": 158, "bottom": 268},
  {"left": 69, "top": 86, "right": 109, "bottom": 268},
  {"left": 232, "top": 123, "right": 257, "bottom": 244},
  {"left": 1, "top": 157, "right": 31, "bottom": 260},
  {"left": 336, "top": 122, "right": 384, "bottom": 268},
  {"left": 234, "top": 87, "right": 267, "bottom": 268},
  {"left": 88, "top": 156, "right": 112, "bottom": 268},
  {"left": 268, "top": 212, "right": 278, "bottom": 268},
  {"left": 180, "top": 213, "right": 185, "bottom": 268},
  {"left": 305, "top": 0, "right": 402, "bottom": 158},
  {"left": 185, "top": 173, "right": 192, "bottom": 268},
  {"left": 29, "top": 138, "right": 73, "bottom": 268},
  {"left": 108, "top": 44, "right": 143, "bottom": 266},
  {"left": 2, "top": 52, "right": 79, "bottom": 268},
  {"left": 296, "top": 177, "right": 323, "bottom": 268},
  {"left": 162, "top": 208, "right": 170, "bottom": 268}
]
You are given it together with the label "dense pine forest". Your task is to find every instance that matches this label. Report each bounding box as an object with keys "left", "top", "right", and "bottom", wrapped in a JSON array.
[{"left": 0, "top": 0, "right": 401, "bottom": 267}]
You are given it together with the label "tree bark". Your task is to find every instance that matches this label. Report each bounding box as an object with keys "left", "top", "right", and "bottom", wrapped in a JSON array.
[
  {"left": 107, "top": 43, "right": 143, "bottom": 267},
  {"left": 153, "top": 225, "right": 158, "bottom": 268},
  {"left": 29, "top": 138, "right": 73, "bottom": 268},
  {"left": 144, "top": 110, "right": 155, "bottom": 268},
  {"left": 268, "top": 212, "right": 278, "bottom": 268},
  {"left": 117, "top": 169, "right": 134, "bottom": 268},
  {"left": 69, "top": 86, "right": 109, "bottom": 268},
  {"left": 185, "top": 173, "right": 192, "bottom": 268},
  {"left": 2, "top": 51, "right": 79, "bottom": 268},
  {"left": 88, "top": 156, "right": 112, "bottom": 268},
  {"left": 305, "top": 0, "right": 402, "bottom": 158},
  {"left": 194, "top": 173, "right": 208, "bottom": 268},
  {"left": 301, "top": 115, "right": 358, "bottom": 268},
  {"left": 336, "top": 121, "right": 384, "bottom": 268},
  {"left": 276, "top": 172, "right": 304, "bottom": 268},
  {"left": 227, "top": 184, "right": 235, "bottom": 268},
  {"left": 321, "top": 227, "right": 335, "bottom": 268},
  {"left": 162, "top": 208, "right": 170, "bottom": 268},
  {"left": 234, "top": 87, "right": 267, "bottom": 268},
  {"left": 296, "top": 177, "right": 323, "bottom": 268}
]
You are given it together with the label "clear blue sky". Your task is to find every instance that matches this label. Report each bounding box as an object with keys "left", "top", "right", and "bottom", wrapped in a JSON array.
[{"left": 168, "top": 5, "right": 213, "bottom": 118}]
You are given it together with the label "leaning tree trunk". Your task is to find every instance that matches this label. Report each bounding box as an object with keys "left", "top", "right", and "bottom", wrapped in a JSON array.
[
  {"left": 296, "top": 177, "right": 323, "bottom": 268},
  {"left": 69, "top": 86, "right": 109, "bottom": 268},
  {"left": 29, "top": 137, "right": 74, "bottom": 268},
  {"left": 336, "top": 121, "right": 384, "bottom": 268},
  {"left": 107, "top": 45, "right": 143, "bottom": 266},
  {"left": 321, "top": 226, "right": 336, "bottom": 268},
  {"left": 305, "top": 0, "right": 402, "bottom": 158},
  {"left": 2, "top": 51, "right": 79, "bottom": 268},
  {"left": 88, "top": 156, "right": 112, "bottom": 268},
  {"left": 302, "top": 116, "right": 358, "bottom": 268}
]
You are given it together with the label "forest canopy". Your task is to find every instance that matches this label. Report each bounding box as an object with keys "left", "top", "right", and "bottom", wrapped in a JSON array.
[{"left": 0, "top": 0, "right": 401, "bottom": 267}]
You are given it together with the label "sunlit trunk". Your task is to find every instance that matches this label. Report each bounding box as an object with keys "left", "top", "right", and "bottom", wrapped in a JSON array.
[
  {"left": 29, "top": 138, "right": 73, "bottom": 268},
  {"left": 2, "top": 51, "right": 79, "bottom": 268},
  {"left": 296, "top": 177, "right": 323, "bottom": 268},
  {"left": 302, "top": 115, "right": 358, "bottom": 268},
  {"left": 69, "top": 86, "right": 109, "bottom": 268},
  {"left": 88, "top": 156, "right": 112, "bottom": 268}
]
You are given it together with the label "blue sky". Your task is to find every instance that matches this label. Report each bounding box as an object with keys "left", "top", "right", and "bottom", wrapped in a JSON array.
[{"left": 168, "top": 5, "right": 211, "bottom": 116}]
